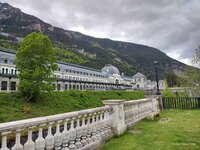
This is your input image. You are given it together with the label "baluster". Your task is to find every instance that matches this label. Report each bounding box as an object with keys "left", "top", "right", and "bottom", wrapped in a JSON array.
[
  {"left": 107, "top": 110, "right": 112, "bottom": 136},
  {"left": 62, "top": 119, "right": 70, "bottom": 150},
  {"left": 81, "top": 115, "right": 87, "bottom": 146},
  {"left": 68, "top": 117, "right": 76, "bottom": 150},
  {"left": 91, "top": 113, "right": 97, "bottom": 142},
  {"left": 24, "top": 126, "right": 35, "bottom": 150},
  {"left": 45, "top": 122, "right": 54, "bottom": 150},
  {"left": 95, "top": 113, "right": 101, "bottom": 141},
  {"left": 138, "top": 103, "right": 141, "bottom": 117},
  {"left": 145, "top": 102, "right": 147, "bottom": 115},
  {"left": 1, "top": 131, "right": 10, "bottom": 150},
  {"left": 75, "top": 116, "right": 82, "bottom": 149},
  {"left": 54, "top": 120, "right": 63, "bottom": 150},
  {"left": 11, "top": 129, "right": 23, "bottom": 150},
  {"left": 86, "top": 114, "right": 92, "bottom": 144},
  {"left": 141, "top": 103, "right": 144, "bottom": 117},
  {"left": 103, "top": 111, "right": 108, "bottom": 138},
  {"left": 99, "top": 112, "right": 105, "bottom": 138},
  {"left": 35, "top": 124, "right": 46, "bottom": 150}
]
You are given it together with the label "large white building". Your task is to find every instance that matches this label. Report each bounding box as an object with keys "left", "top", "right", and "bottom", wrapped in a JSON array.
[
  {"left": 0, "top": 48, "right": 167, "bottom": 92},
  {"left": 0, "top": 48, "right": 137, "bottom": 92}
]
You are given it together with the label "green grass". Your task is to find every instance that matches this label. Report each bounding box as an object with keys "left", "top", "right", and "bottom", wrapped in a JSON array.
[
  {"left": 0, "top": 90, "right": 144, "bottom": 123},
  {"left": 100, "top": 110, "right": 200, "bottom": 150}
]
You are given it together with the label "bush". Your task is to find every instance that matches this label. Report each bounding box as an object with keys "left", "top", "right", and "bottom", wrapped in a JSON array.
[{"left": 161, "top": 89, "right": 176, "bottom": 97}]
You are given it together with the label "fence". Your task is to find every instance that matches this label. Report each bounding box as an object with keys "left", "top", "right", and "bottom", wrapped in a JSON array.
[
  {"left": 163, "top": 97, "right": 200, "bottom": 109},
  {"left": 0, "top": 97, "right": 160, "bottom": 150}
]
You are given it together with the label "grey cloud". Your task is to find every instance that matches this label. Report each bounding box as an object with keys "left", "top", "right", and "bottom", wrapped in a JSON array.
[{"left": 1, "top": 0, "right": 200, "bottom": 63}]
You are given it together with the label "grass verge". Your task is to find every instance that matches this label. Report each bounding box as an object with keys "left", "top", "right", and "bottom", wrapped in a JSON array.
[
  {"left": 100, "top": 109, "right": 200, "bottom": 150},
  {"left": 0, "top": 90, "right": 144, "bottom": 123}
]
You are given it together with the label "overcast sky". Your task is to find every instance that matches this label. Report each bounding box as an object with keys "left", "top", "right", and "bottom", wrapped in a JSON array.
[{"left": 1, "top": 0, "right": 200, "bottom": 65}]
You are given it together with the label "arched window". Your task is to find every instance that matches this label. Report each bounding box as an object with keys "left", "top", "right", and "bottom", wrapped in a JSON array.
[{"left": 115, "top": 79, "right": 119, "bottom": 84}]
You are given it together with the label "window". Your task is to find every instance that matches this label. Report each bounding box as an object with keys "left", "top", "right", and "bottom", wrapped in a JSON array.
[
  {"left": 11, "top": 82, "right": 16, "bottom": 90},
  {"left": 4, "top": 59, "right": 8, "bottom": 64},
  {"left": 2, "top": 68, "right": 5, "bottom": 74},
  {"left": 11, "top": 69, "right": 14, "bottom": 74},
  {"left": 65, "top": 84, "right": 68, "bottom": 90},
  {"left": 57, "top": 75, "right": 61, "bottom": 79},
  {"left": 1, "top": 81, "right": 7, "bottom": 90},
  {"left": 58, "top": 68, "right": 61, "bottom": 71},
  {"left": 15, "top": 70, "right": 17, "bottom": 75},
  {"left": 6, "top": 69, "right": 8, "bottom": 74},
  {"left": 57, "top": 84, "right": 61, "bottom": 90}
]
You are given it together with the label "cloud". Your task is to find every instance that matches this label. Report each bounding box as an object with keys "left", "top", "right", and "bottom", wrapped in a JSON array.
[{"left": 1, "top": 0, "right": 200, "bottom": 65}]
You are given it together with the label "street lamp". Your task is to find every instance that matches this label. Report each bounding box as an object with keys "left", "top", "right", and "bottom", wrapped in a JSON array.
[{"left": 154, "top": 61, "right": 161, "bottom": 95}]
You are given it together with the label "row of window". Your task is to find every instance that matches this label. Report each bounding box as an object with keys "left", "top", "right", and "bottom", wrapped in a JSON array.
[
  {"left": 54, "top": 83, "right": 118, "bottom": 91},
  {"left": 133, "top": 78, "right": 147, "bottom": 82},
  {"left": 56, "top": 75, "right": 108, "bottom": 83},
  {"left": 58, "top": 68, "right": 105, "bottom": 78},
  {"left": 1, "top": 58, "right": 15, "bottom": 64},
  {"left": 0, "top": 68, "right": 17, "bottom": 75},
  {"left": 0, "top": 81, "right": 16, "bottom": 90}
]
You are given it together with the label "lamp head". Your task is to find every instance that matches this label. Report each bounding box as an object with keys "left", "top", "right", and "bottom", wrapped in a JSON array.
[{"left": 154, "top": 61, "right": 159, "bottom": 66}]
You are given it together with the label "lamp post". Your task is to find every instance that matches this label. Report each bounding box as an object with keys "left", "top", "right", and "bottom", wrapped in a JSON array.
[{"left": 154, "top": 61, "right": 161, "bottom": 95}]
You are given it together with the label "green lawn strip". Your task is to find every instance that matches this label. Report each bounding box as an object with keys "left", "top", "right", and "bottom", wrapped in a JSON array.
[
  {"left": 0, "top": 90, "right": 144, "bottom": 123},
  {"left": 100, "top": 109, "right": 200, "bottom": 150}
]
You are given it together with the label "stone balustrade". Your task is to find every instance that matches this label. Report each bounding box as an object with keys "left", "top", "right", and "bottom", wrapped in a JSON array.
[
  {"left": 0, "top": 106, "right": 113, "bottom": 150},
  {"left": 123, "top": 98, "right": 153, "bottom": 126},
  {"left": 0, "top": 97, "right": 160, "bottom": 150}
]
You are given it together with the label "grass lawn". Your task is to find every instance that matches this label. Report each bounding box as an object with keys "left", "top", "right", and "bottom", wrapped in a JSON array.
[
  {"left": 100, "top": 109, "right": 200, "bottom": 150},
  {"left": 0, "top": 90, "right": 144, "bottom": 123}
]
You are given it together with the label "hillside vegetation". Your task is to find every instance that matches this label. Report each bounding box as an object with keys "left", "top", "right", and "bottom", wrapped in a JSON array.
[{"left": 0, "top": 90, "right": 144, "bottom": 123}]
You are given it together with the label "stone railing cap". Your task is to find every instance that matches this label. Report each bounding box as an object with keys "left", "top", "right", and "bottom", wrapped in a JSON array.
[{"left": 102, "top": 100, "right": 125, "bottom": 105}]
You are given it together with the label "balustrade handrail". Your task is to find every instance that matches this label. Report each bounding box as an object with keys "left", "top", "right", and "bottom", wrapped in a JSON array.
[
  {"left": 123, "top": 98, "right": 152, "bottom": 105},
  {"left": 0, "top": 106, "right": 112, "bottom": 132}
]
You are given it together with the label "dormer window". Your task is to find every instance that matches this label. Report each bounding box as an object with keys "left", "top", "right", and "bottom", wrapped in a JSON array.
[{"left": 3, "top": 59, "right": 8, "bottom": 64}]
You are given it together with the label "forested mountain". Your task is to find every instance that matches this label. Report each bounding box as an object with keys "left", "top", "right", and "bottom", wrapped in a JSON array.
[{"left": 0, "top": 2, "right": 188, "bottom": 79}]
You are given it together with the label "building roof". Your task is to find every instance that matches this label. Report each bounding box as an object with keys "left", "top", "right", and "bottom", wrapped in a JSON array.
[
  {"left": 0, "top": 47, "right": 16, "bottom": 54},
  {"left": 57, "top": 61, "right": 102, "bottom": 73},
  {"left": 132, "top": 72, "right": 146, "bottom": 78}
]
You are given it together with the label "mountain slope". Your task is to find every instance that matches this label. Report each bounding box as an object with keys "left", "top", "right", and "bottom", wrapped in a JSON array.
[{"left": 0, "top": 2, "right": 187, "bottom": 79}]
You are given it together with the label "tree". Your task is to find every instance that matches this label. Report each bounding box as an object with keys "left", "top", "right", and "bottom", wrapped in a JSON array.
[
  {"left": 16, "top": 32, "right": 57, "bottom": 101},
  {"left": 179, "top": 46, "right": 200, "bottom": 96},
  {"left": 165, "top": 71, "right": 180, "bottom": 87}
]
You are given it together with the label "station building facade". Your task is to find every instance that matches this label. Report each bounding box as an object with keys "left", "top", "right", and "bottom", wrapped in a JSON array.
[{"left": 0, "top": 47, "right": 143, "bottom": 92}]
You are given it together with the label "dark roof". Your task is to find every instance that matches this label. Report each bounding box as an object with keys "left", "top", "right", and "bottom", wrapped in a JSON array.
[
  {"left": 0, "top": 47, "right": 16, "bottom": 54},
  {"left": 57, "top": 61, "right": 102, "bottom": 73},
  {"left": 0, "top": 47, "right": 104, "bottom": 73}
]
